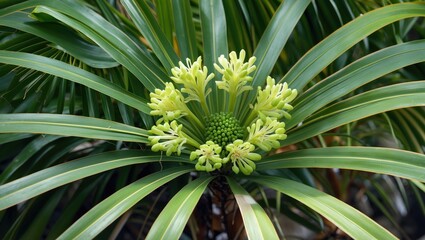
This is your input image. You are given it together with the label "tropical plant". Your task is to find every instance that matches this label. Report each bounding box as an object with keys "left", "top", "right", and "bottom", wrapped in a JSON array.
[{"left": 0, "top": 0, "right": 424, "bottom": 239}]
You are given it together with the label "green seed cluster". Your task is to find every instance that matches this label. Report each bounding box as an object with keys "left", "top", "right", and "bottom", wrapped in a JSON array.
[{"left": 205, "top": 112, "right": 244, "bottom": 149}]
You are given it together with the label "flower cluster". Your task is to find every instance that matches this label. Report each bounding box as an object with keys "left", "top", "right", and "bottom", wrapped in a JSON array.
[
  {"left": 214, "top": 50, "right": 256, "bottom": 111},
  {"left": 148, "top": 50, "right": 297, "bottom": 175}
]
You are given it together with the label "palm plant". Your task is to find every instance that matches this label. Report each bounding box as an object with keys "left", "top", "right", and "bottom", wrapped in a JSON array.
[{"left": 0, "top": 0, "right": 424, "bottom": 239}]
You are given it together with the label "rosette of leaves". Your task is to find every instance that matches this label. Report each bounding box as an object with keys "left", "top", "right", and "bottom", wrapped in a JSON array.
[{"left": 0, "top": 0, "right": 424, "bottom": 239}]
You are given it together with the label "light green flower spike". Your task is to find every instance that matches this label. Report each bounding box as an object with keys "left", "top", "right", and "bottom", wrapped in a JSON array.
[
  {"left": 171, "top": 57, "right": 214, "bottom": 114},
  {"left": 247, "top": 76, "right": 297, "bottom": 125},
  {"left": 148, "top": 121, "right": 186, "bottom": 156},
  {"left": 190, "top": 141, "right": 223, "bottom": 172},
  {"left": 214, "top": 50, "right": 256, "bottom": 111},
  {"left": 247, "top": 117, "right": 287, "bottom": 151},
  {"left": 149, "top": 121, "right": 200, "bottom": 156},
  {"left": 148, "top": 82, "right": 203, "bottom": 128},
  {"left": 148, "top": 82, "right": 187, "bottom": 122},
  {"left": 224, "top": 140, "right": 261, "bottom": 175}
]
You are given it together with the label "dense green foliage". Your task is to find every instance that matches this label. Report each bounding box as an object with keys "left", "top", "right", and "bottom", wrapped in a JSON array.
[{"left": 0, "top": 0, "right": 424, "bottom": 239}]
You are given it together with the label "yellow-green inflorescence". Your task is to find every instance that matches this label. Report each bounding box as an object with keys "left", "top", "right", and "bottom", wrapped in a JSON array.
[{"left": 148, "top": 50, "right": 297, "bottom": 175}]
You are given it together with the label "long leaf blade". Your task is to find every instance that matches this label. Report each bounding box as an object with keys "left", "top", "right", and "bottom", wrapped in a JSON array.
[
  {"left": 0, "top": 50, "right": 150, "bottom": 114},
  {"left": 200, "top": 0, "right": 228, "bottom": 113},
  {"left": 0, "top": 150, "right": 190, "bottom": 210},
  {"left": 251, "top": 176, "right": 397, "bottom": 240},
  {"left": 252, "top": 0, "right": 312, "bottom": 88},
  {"left": 146, "top": 176, "right": 214, "bottom": 240},
  {"left": 257, "top": 147, "right": 425, "bottom": 182},
  {"left": 1, "top": 0, "right": 168, "bottom": 91},
  {"left": 282, "top": 2, "right": 425, "bottom": 90},
  {"left": 0, "top": 114, "right": 148, "bottom": 143},
  {"left": 285, "top": 81, "right": 425, "bottom": 145},
  {"left": 173, "top": 0, "right": 198, "bottom": 60},
  {"left": 227, "top": 177, "right": 279, "bottom": 240},
  {"left": 58, "top": 166, "right": 192, "bottom": 240},
  {"left": 0, "top": 135, "right": 61, "bottom": 184},
  {"left": 0, "top": 11, "right": 118, "bottom": 68},
  {"left": 200, "top": 0, "right": 228, "bottom": 73},
  {"left": 287, "top": 40, "right": 425, "bottom": 129},
  {"left": 29, "top": 0, "right": 167, "bottom": 91},
  {"left": 121, "top": 0, "right": 179, "bottom": 72}
]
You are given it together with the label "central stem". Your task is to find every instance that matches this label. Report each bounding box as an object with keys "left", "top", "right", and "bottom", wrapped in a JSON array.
[{"left": 228, "top": 92, "right": 237, "bottom": 113}]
